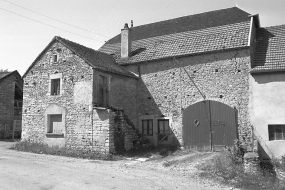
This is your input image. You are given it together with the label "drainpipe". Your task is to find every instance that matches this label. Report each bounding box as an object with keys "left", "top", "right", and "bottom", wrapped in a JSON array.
[{"left": 89, "top": 104, "right": 94, "bottom": 149}]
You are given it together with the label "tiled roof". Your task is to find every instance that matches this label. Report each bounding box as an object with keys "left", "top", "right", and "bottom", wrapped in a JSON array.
[
  {"left": 0, "top": 70, "right": 22, "bottom": 83},
  {"left": 252, "top": 25, "right": 285, "bottom": 72},
  {"left": 99, "top": 21, "right": 251, "bottom": 65},
  {"left": 56, "top": 37, "right": 137, "bottom": 78},
  {"left": 105, "top": 7, "right": 250, "bottom": 44},
  {"left": 0, "top": 72, "right": 11, "bottom": 79}
]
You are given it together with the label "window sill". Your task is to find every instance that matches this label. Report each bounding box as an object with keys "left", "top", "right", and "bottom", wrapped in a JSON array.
[
  {"left": 93, "top": 106, "right": 108, "bottom": 110},
  {"left": 46, "top": 133, "right": 64, "bottom": 138}
]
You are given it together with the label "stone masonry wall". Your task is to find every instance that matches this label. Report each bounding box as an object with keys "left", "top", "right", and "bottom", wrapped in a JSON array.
[
  {"left": 109, "top": 74, "right": 137, "bottom": 126},
  {"left": 22, "top": 42, "right": 94, "bottom": 147},
  {"left": 22, "top": 41, "right": 138, "bottom": 153},
  {"left": 125, "top": 48, "right": 252, "bottom": 146},
  {"left": 0, "top": 75, "right": 15, "bottom": 138}
]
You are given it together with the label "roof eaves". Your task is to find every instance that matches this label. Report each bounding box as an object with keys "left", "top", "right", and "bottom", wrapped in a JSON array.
[
  {"left": 251, "top": 68, "right": 285, "bottom": 74},
  {"left": 118, "top": 46, "right": 250, "bottom": 65}
]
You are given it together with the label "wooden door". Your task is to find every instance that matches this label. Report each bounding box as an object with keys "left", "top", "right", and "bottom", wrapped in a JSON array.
[{"left": 183, "top": 100, "right": 238, "bottom": 150}]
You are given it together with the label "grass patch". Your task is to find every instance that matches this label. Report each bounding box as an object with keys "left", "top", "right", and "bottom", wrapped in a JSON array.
[
  {"left": 198, "top": 151, "right": 285, "bottom": 190},
  {"left": 9, "top": 140, "right": 118, "bottom": 161}
]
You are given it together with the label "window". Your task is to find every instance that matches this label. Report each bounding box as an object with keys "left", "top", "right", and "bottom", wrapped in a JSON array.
[
  {"left": 268, "top": 125, "right": 285, "bottom": 141},
  {"left": 47, "top": 114, "right": 63, "bottom": 134},
  {"left": 158, "top": 119, "right": 169, "bottom": 141},
  {"left": 142, "top": 119, "right": 153, "bottom": 136},
  {"left": 97, "top": 75, "right": 110, "bottom": 107},
  {"left": 52, "top": 54, "right": 58, "bottom": 63},
  {"left": 51, "top": 78, "right": 60, "bottom": 95}
]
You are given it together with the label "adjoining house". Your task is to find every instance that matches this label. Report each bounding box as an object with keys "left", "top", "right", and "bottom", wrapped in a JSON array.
[
  {"left": 99, "top": 7, "right": 258, "bottom": 150},
  {"left": 21, "top": 36, "right": 138, "bottom": 153},
  {"left": 250, "top": 25, "right": 285, "bottom": 159},
  {"left": 0, "top": 70, "right": 23, "bottom": 139}
]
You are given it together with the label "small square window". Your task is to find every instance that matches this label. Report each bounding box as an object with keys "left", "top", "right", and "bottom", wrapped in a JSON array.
[
  {"left": 142, "top": 119, "right": 153, "bottom": 136},
  {"left": 268, "top": 125, "right": 285, "bottom": 141},
  {"left": 52, "top": 54, "right": 58, "bottom": 63},
  {"left": 48, "top": 114, "right": 63, "bottom": 134},
  {"left": 51, "top": 78, "right": 60, "bottom": 95}
]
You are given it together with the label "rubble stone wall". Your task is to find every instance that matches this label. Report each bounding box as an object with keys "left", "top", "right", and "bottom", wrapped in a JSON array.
[
  {"left": 124, "top": 48, "right": 252, "bottom": 146},
  {"left": 22, "top": 42, "right": 137, "bottom": 153}
]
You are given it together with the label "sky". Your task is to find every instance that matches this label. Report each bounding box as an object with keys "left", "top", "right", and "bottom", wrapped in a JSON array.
[{"left": 0, "top": 0, "right": 285, "bottom": 76}]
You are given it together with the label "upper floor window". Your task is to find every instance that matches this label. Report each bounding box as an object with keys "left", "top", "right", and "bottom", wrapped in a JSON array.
[
  {"left": 49, "top": 73, "right": 62, "bottom": 96},
  {"left": 51, "top": 78, "right": 60, "bottom": 95},
  {"left": 142, "top": 119, "right": 153, "bottom": 136},
  {"left": 268, "top": 125, "right": 285, "bottom": 141},
  {"left": 97, "top": 74, "right": 110, "bottom": 107}
]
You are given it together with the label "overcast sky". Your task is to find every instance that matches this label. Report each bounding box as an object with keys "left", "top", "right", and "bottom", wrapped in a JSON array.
[{"left": 1, "top": 0, "right": 285, "bottom": 76}]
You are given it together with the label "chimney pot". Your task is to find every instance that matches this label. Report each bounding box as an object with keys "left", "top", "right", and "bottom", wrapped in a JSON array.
[{"left": 124, "top": 23, "right": 129, "bottom": 29}]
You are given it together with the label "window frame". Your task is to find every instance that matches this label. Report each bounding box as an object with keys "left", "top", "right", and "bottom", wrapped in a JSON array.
[
  {"left": 49, "top": 73, "right": 63, "bottom": 96},
  {"left": 157, "top": 119, "right": 170, "bottom": 141},
  {"left": 52, "top": 54, "right": 59, "bottom": 63},
  {"left": 94, "top": 71, "right": 111, "bottom": 108},
  {"left": 142, "top": 119, "right": 153, "bottom": 136},
  {"left": 268, "top": 125, "right": 285, "bottom": 141},
  {"left": 47, "top": 114, "right": 63, "bottom": 134},
  {"left": 51, "top": 78, "right": 60, "bottom": 95}
]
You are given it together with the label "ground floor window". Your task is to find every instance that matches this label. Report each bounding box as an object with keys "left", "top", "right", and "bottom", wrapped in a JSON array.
[
  {"left": 48, "top": 114, "right": 63, "bottom": 134},
  {"left": 268, "top": 125, "right": 285, "bottom": 141},
  {"left": 142, "top": 119, "right": 153, "bottom": 136},
  {"left": 158, "top": 119, "right": 169, "bottom": 141}
]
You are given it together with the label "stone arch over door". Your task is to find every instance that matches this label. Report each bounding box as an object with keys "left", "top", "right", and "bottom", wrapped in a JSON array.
[{"left": 182, "top": 100, "right": 238, "bottom": 150}]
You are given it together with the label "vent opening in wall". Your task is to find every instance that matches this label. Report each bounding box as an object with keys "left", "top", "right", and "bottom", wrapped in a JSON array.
[
  {"left": 219, "top": 95, "right": 223, "bottom": 98},
  {"left": 215, "top": 69, "right": 218, "bottom": 72},
  {"left": 238, "top": 69, "right": 241, "bottom": 73},
  {"left": 147, "top": 97, "right": 151, "bottom": 100}
]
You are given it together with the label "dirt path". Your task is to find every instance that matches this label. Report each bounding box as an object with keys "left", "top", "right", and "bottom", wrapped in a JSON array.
[{"left": 0, "top": 141, "right": 228, "bottom": 190}]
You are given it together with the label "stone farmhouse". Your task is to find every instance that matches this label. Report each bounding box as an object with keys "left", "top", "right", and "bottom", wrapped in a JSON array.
[
  {"left": 22, "top": 7, "right": 285, "bottom": 158},
  {"left": 0, "top": 70, "right": 23, "bottom": 139},
  {"left": 22, "top": 37, "right": 138, "bottom": 153}
]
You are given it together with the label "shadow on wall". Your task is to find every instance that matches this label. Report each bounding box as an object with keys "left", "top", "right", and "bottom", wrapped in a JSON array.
[
  {"left": 252, "top": 28, "right": 274, "bottom": 69},
  {"left": 252, "top": 72, "right": 285, "bottom": 84},
  {"left": 138, "top": 79, "right": 180, "bottom": 147}
]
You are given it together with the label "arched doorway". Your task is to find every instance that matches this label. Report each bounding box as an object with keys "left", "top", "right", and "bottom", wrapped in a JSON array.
[{"left": 182, "top": 100, "right": 238, "bottom": 150}]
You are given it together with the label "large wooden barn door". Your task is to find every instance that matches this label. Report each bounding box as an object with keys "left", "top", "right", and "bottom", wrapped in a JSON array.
[{"left": 182, "top": 100, "right": 238, "bottom": 150}]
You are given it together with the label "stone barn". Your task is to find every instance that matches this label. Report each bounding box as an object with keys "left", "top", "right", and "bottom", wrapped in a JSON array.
[
  {"left": 99, "top": 7, "right": 256, "bottom": 150},
  {"left": 0, "top": 70, "right": 23, "bottom": 139}
]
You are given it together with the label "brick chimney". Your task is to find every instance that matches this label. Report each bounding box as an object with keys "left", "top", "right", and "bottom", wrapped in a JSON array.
[{"left": 121, "top": 23, "right": 131, "bottom": 58}]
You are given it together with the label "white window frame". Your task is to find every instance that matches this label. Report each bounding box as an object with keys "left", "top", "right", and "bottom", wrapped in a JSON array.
[{"left": 48, "top": 73, "right": 63, "bottom": 96}]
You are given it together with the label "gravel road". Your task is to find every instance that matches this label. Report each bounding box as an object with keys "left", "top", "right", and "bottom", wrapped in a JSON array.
[{"left": 0, "top": 141, "right": 229, "bottom": 190}]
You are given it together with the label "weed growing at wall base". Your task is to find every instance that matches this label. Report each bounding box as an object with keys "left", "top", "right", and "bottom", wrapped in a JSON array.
[
  {"left": 197, "top": 151, "right": 285, "bottom": 190},
  {"left": 9, "top": 140, "right": 117, "bottom": 160}
]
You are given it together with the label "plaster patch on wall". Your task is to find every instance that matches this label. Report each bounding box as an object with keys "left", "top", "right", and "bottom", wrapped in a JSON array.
[{"left": 74, "top": 81, "right": 92, "bottom": 105}]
